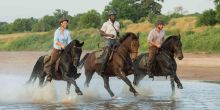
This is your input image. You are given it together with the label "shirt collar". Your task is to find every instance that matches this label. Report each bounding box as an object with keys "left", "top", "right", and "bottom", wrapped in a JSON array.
[
  {"left": 108, "top": 19, "right": 115, "bottom": 24},
  {"left": 58, "top": 27, "right": 67, "bottom": 31}
]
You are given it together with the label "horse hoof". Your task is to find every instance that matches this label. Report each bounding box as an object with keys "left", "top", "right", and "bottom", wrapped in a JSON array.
[
  {"left": 112, "top": 96, "right": 118, "bottom": 99},
  {"left": 66, "top": 92, "right": 70, "bottom": 95},
  {"left": 134, "top": 92, "right": 139, "bottom": 97},
  {"left": 77, "top": 91, "right": 83, "bottom": 95},
  {"left": 177, "top": 84, "right": 183, "bottom": 89}
]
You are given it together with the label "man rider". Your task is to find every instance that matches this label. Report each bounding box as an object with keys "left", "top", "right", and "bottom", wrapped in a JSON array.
[
  {"left": 99, "top": 10, "right": 120, "bottom": 75},
  {"left": 147, "top": 20, "right": 165, "bottom": 78}
]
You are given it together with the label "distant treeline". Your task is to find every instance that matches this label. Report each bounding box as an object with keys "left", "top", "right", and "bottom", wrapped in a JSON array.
[{"left": 0, "top": 0, "right": 220, "bottom": 34}]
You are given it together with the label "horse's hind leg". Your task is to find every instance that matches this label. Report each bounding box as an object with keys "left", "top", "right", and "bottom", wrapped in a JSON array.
[
  {"left": 102, "top": 76, "right": 115, "bottom": 97},
  {"left": 174, "top": 75, "right": 183, "bottom": 89},
  {"left": 39, "top": 75, "right": 46, "bottom": 87},
  {"left": 84, "top": 70, "right": 95, "bottom": 88}
]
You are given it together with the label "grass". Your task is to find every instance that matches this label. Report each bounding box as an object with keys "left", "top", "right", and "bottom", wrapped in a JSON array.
[{"left": 0, "top": 16, "right": 220, "bottom": 53}]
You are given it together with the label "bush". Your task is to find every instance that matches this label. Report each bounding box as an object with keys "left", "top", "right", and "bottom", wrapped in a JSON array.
[{"left": 197, "top": 9, "right": 217, "bottom": 26}]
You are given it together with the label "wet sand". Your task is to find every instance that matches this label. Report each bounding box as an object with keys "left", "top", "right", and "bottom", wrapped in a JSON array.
[{"left": 0, "top": 52, "right": 219, "bottom": 81}]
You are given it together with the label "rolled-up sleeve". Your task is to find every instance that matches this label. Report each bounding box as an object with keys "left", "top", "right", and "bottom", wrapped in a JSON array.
[
  {"left": 100, "top": 22, "right": 107, "bottom": 32},
  {"left": 53, "top": 30, "right": 60, "bottom": 49},
  {"left": 148, "top": 31, "right": 154, "bottom": 42},
  {"left": 67, "top": 31, "right": 72, "bottom": 44}
]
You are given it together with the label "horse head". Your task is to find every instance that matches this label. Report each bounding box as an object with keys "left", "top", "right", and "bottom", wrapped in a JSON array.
[
  {"left": 64, "top": 39, "right": 84, "bottom": 67},
  {"left": 119, "top": 32, "right": 140, "bottom": 61},
  {"left": 161, "top": 34, "right": 184, "bottom": 60}
]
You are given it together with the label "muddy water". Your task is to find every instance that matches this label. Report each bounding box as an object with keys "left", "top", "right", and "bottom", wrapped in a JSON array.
[{"left": 0, "top": 73, "right": 220, "bottom": 110}]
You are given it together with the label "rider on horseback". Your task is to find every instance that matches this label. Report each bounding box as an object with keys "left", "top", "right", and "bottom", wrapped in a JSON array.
[
  {"left": 44, "top": 17, "right": 80, "bottom": 81},
  {"left": 147, "top": 20, "right": 165, "bottom": 78},
  {"left": 99, "top": 10, "right": 120, "bottom": 75}
]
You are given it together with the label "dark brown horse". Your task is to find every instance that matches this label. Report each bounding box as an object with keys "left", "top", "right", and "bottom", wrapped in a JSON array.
[
  {"left": 79, "top": 32, "right": 140, "bottom": 98},
  {"left": 133, "top": 34, "right": 184, "bottom": 96}
]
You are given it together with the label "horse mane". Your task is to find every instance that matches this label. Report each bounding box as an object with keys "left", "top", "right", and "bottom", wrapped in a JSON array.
[
  {"left": 161, "top": 35, "right": 179, "bottom": 48},
  {"left": 119, "top": 32, "right": 138, "bottom": 43},
  {"left": 64, "top": 39, "right": 78, "bottom": 53}
]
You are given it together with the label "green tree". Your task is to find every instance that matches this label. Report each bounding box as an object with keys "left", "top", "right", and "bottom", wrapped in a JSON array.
[
  {"left": 32, "top": 15, "right": 56, "bottom": 32},
  {"left": 103, "top": 0, "right": 163, "bottom": 22},
  {"left": 79, "top": 10, "right": 101, "bottom": 28},
  {"left": 11, "top": 18, "right": 37, "bottom": 32},
  {"left": 0, "top": 22, "right": 12, "bottom": 34},
  {"left": 214, "top": 0, "right": 220, "bottom": 23},
  {"left": 197, "top": 9, "right": 217, "bottom": 26}
]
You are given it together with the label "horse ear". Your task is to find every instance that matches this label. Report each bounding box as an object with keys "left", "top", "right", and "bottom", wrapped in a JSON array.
[
  {"left": 137, "top": 32, "right": 140, "bottom": 39},
  {"left": 80, "top": 42, "right": 84, "bottom": 47},
  {"left": 178, "top": 33, "right": 181, "bottom": 39}
]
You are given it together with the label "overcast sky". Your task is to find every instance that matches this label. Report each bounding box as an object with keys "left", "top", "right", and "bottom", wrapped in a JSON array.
[{"left": 0, "top": 0, "right": 215, "bottom": 22}]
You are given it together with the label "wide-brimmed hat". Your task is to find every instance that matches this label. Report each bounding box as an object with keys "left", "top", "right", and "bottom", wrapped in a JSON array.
[
  {"left": 59, "top": 17, "right": 69, "bottom": 24},
  {"left": 108, "top": 10, "right": 117, "bottom": 16},
  {"left": 155, "top": 20, "right": 165, "bottom": 26}
]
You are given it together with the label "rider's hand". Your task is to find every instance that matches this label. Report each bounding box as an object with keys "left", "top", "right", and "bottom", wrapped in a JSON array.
[
  {"left": 109, "top": 34, "right": 115, "bottom": 38},
  {"left": 61, "top": 45, "right": 65, "bottom": 49},
  {"left": 155, "top": 44, "right": 160, "bottom": 48}
]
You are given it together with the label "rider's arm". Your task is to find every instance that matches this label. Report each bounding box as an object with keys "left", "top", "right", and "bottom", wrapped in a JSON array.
[
  {"left": 147, "top": 31, "right": 160, "bottom": 48},
  {"left": 100, "top": 30, "right": 114, "bottom": 38},
  {"left": 54, "top": 31, "right": 65, "bottom": 49},
  {"left": 100, "top": 22, "right": 114, "bottom": 38},
  {"left": 148, "top": 41, "right": 160, "bottom": 48},
  {"left": 56, "top": 41, "right": 65, "bottom": 49}
]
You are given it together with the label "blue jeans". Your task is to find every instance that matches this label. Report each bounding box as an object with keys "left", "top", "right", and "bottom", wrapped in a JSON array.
[{"left": 105, "top": 39, "right": 118, "bottom": 47}]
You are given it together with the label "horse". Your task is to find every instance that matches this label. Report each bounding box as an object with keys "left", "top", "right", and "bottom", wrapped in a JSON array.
[
  {"left": 79, "top": 32, "right": 140, "bottom": 98},
  {"left": 133, "top": 34, "right": 184, "bottom": 96},
  {"left": 26, "top": 39, "right": 84, "bottom": 95}
]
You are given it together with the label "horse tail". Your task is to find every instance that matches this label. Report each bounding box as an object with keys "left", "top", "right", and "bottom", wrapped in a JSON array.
[
  {"left": 26, "top": 55, "right": 45, "bottom": 84},
  {"left": 78, "top": 53, "right": 90, "bottom": 69}
]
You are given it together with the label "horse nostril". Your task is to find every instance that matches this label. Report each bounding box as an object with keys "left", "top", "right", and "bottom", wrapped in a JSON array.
[{"left": 178, "top": 56, "right": 183, "bottom": 60}]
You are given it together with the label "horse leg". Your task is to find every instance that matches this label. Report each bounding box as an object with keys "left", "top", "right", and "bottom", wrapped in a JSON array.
[
  {"left": 119, "top": 70, "right": 138, "bottom": 96},
  {"left": 63, "top": 75, "right": 83, "bottom": 95},
  {"left": 38, "top": 72, "right": 46, "bottom": 87},
  {"left": 84, "top": 69, "right": 95, "bottom": 88},
  {"left": 66, "top": 81, "right": 71, "bottom": 95},
  {"left": 39, "top": 76, "right": 45, "bottom": 87},
  {"left": 102, "top": 76, "right": 115, "bottom": 97},
  {"left": 174, "top": 75, "right": 183, "bottom": 89},
  {"left": 170, "top": 75, "right": 175, "bottom": 96}
]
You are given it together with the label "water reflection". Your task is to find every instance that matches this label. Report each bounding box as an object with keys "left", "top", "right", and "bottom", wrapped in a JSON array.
[{"left": 0, "top": 74, "right": 220, "bottom": 110}]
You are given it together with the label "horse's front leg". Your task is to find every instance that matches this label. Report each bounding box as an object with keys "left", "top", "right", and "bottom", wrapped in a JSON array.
[
  {"left": 63, "top": 75, "right": 83, "bottom": 95},
  {"left": 102, "top": 75, "right": 115, "bottom": 97},
  {"left": 170, "top": 75, "right": 175, "bottom": 96},
  {"left": 118, "top": 69, "right": 138, "bottom": 96},
  {"left": 174, "top": 74, "right": 183, "bottom": 89},
  {"left": 61, "top": 70, "right": 83, "bottom": 95}
]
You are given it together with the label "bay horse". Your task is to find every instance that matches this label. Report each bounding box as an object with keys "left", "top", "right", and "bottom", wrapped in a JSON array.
[
  {"left": 133, "top": 34, "right": 184, "bottom": 96},
  {"left": 26, "top": 39, "right": 84, "bottom": 95},
  {"left": 79, "top": 32, "right": 140, "bottom": 98}
]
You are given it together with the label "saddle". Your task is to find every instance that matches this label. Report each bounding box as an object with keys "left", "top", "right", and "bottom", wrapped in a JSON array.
[
  {"left": 138, "top": 53, "right": 149, "bottom": 69},
  {"left": 138, "top": 52, "right": 169, "bottom": 76},
  {"left": 44, "top": 55, "right": 61, "bottom": 73},
  {"left": 94, "top": 45, "right": 118, "bottom": 63}
]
